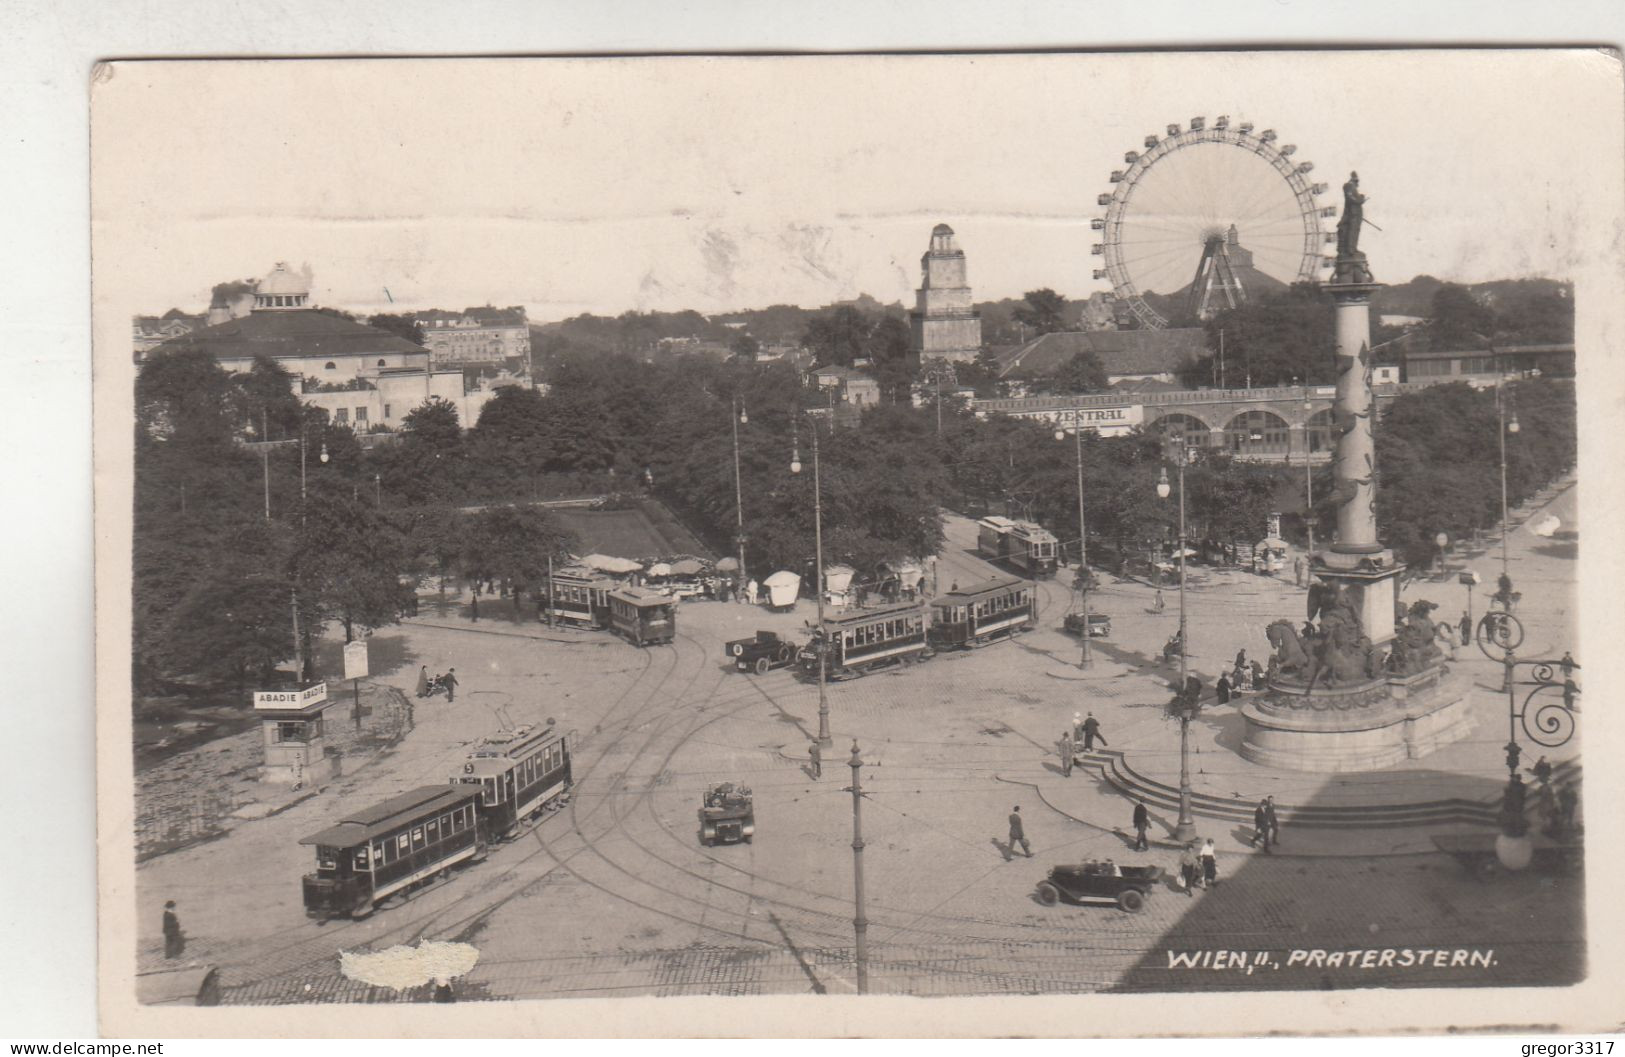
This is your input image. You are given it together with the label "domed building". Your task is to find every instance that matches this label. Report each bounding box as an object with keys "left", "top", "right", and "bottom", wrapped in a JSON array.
[
  {"left": 908, "top": 223, "right": 983, "bottom": 364},
  {"left": 147, "top": 262, "right": 492, "bottom": 432}
]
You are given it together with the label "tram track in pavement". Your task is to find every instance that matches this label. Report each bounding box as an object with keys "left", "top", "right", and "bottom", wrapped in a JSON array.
[{"left": 221, "top": 634, "right": 682, "bottom": 991}]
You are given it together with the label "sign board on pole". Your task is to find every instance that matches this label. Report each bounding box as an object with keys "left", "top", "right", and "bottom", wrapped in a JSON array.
[
  {"left": 343, "top": 640, "right": 369, "bottom": 681},
  {"left": 253, "top": 683, "right": 328, "bottom": 711},
  {"left": 1458, "top": 570, "right": 1481, "bottom": 586}
]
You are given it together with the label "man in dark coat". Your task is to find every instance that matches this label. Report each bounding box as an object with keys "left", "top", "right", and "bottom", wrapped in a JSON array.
[
  {"left": 1266, "top": 795, "right": 1281, "bottom": 846},
  {"left": 1081, "top": 712, "right": 1106, "bottom": 750},
  {"left": 442, "top": 668, "right": 459, "bottom": 703},
  {"left": 1253, "top": 800, "right": 1272, "bottom": 852},
  {"left": 1132, "top": 800, "right": 1150, "bottom": 851},
  {"left": 1007, "top": 805, "right": 1032, "bottom": 859},
  {"left": 1216, "top": 673, "right": 1232, "bottom": 704},
  {"left": 162, "top": 900, "right": 185, "bottom": 960}
]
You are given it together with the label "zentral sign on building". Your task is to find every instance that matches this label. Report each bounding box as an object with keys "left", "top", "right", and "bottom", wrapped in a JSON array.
[{"left": 1033, "top": 405, "right": 1145, "bottom": 436}]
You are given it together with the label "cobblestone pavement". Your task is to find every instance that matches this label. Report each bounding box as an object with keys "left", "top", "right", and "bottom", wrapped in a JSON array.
[{"left": 134, "top": 481, "right": 1582, "bottom": 1003}]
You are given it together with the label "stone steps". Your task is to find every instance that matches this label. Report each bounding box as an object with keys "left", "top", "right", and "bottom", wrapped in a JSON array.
[{"left": 1075, "top": 749, "right": 1578, "bottom": 830}]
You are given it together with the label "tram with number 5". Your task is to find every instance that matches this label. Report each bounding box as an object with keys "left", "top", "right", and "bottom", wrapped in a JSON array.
[{"left": 453, "top": 722, "right": 573, "bottom": 839}]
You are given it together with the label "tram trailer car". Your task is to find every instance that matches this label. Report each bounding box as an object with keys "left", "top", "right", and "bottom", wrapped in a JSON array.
[
  {"left": 608, "top": 586, "right": 676, "bottom": 646},
  {"left": 798, "top": 600, "right": 931, "bottom": 679},
  {"left": 300, "top": 785, "right": 487, "bottom": 920},
  {"left": 454, "top": 724, "right": 573, "bottom": 839},
  {"left": 928, "top": 576, "right": 1036, "bottom": 649},
  {"left": 976, "top": 516, "right": 1059, "bottom": 579},
  {"left": 543, "top": 569, "right": 616, "bottom": 628}
]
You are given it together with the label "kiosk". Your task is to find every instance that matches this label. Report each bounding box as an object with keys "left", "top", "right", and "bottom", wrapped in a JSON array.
[{"left": 254, "top": 683, "right": 340, "bottom": 786}]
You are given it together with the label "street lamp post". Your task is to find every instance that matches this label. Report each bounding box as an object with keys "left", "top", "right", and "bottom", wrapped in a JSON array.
[
  {"left": 1158, "top": 451, "right": 1197, "bottom": 843},
  {"left": 848, "top": 741, "right": 869, "bottom": 994},
  {"left": 792, "top": 415, "right": 833, "bottom": 749},
  {"left": 732, "top": 398, "right": 749, "bottom": 598},
  {"left": 1055, "top": 423, "right": 1091, "bottom": 668},
  {"left": 1435, "top": 531, "right": 1449, "bottom": 579},
  {"left": 1303, "top": 396, "right": 1316, "bottom": 563}
]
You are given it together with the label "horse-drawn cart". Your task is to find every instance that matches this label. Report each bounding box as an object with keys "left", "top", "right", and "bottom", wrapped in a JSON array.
[{"left": 1036, "top": 861, "right": 1164, "bottom": 912}]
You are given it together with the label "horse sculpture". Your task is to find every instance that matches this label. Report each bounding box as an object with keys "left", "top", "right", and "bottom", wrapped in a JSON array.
[{"left": 1266, "top": 620, "right": 1312, "bottom": 674}]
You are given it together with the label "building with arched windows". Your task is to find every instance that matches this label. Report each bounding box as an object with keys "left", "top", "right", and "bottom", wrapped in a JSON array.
[{"left": 142, "top": 263, "right": 500, "bottom": 432}]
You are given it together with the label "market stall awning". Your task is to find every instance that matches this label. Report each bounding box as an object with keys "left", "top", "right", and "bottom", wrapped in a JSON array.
[
  {"left": 581, "top": 553, "right": 642, "bottom": 574},
  {"left": 670, "top": 558, "right": 706, "bottom": 575}
]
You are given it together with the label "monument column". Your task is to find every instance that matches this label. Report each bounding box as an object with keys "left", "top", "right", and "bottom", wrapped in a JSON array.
[{"left": 1238, "top": 171, "right": 1472, "bottom": 772}]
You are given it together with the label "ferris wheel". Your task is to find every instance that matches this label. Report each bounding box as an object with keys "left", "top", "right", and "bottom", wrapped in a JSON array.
[{"left": 1092, "top": 116, "right": 1336, "bottom": 329}]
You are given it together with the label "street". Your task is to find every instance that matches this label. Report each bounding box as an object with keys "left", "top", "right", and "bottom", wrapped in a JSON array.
[{"left": 136, "top": 483, "right": 1582, "bottom": 1001}]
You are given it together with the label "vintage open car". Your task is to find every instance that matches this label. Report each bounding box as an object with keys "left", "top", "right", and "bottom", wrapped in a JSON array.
[
  {"left": 1036, "top": 860, "right": 1164, "bottom": 912},
  {"left": 1062, "top": 612, "right": 1112, "bottom": 638}
]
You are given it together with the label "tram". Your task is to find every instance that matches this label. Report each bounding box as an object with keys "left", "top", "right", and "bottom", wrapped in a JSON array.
[
  {"left": 300, "top": 785, "right": 487, "bottom": 920},
  {"left": 608, "top": 585, "right": 677, "bottom": 646},
  {"left": 453, "top": 723, "right": 573, "bottom": 839},
  {"left": 977, "top": 516, "right": 1059, "bottom": 578},
  {"left": 928, "top": 576, "right": 1036, "bottom": 649},
  {"left": 542, "top": 569, "right": 616, "bottom": 628},
  {"left": 798, "top": 600, "right": 931, "bottom": 679}
]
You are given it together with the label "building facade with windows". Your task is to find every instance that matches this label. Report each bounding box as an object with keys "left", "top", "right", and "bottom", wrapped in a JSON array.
[
  {"left": 412, "top": 306, "right": 531, "bottom": 367},
  {"left": 146, "top": 262, "right": 500, "bottom": 431}
]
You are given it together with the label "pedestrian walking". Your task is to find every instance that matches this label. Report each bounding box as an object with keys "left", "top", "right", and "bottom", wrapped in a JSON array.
[
  {"left": 1253, "top": 800, "right": 1272, "bottom": 852},
  {"left": 1081, "top": 712, "right": 1106, "bottom": 750},
  {"left": 1059, "top": 730, "right": 1074, "bottom": 777},
  {"left": 1179, "top": 843, "right": 1199, "bottom": 896},
  {"left": 470, "top": 592, "right": 480, "bottom": 622},
  {"left": 415, "top": 665, "right": 430, "bottom": 698},
  {"left": 1200, "top": 838, "right": 1219, "bottom": 888},
  {"left": 1007, "top": 805, "right": 1032, "bottom": 859},
  {"left": 1216, "top": 673, "right": 1232, "bottom": 705},
  {"left": 162, "top": 900, "right": 185, "bottom": 960},
  {"left": 1250, "top": 659, "right": 1265, "bottom": 686},
  {"left": 442, "top": 667, "right": 459, "bottom": 704},
  {"left": 747, "top": 579, "right": 759, "bottom": 605},
  {"left": 1132, "top": 799, "right": 1150, "bottom": 851},
  {"left": 1234, "top": 648, "right": 1247, "bottom": 671},
  {"left": 1233, "top": 663, "right": 1249, "bottom": 692},
  {"left": 809, "top": 740, "right": 821, "bottom": 780},
  {"left": 1153, "top": 589, "right": 1165, "bottom": 613},
  {"left": 1266, "top": 796, "right": 1280, "bottom": 846},
  {"left": 1560, "top": 651, "right": 1576, "bottom": 677}
]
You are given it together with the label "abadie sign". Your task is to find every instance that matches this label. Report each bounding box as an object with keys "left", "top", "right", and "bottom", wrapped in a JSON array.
[
  {"left": 253, "top": 683, "right": 329, "bottom": 711},
  {"left": 1051, "top": 405, "right": 1144, "bottom": 436}
]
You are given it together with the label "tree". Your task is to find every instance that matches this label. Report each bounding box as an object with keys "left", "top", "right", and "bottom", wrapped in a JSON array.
[
  {"left": 1034, "top": 350, "right": 1108, "bottom": 395},
  {"left": 460, "top": 506, "right": 578, "bottom": 618},
  {"left": 1012, "top": 289, "right": 1069, "bottom": 336},
  {"left": 1190, "top": 284, "right": 1336, "bottom": 388},
  {"left": 1426, "top": 284, "right": 1495, "bottom": 350},
  {"left": 801, "top": 305, "right": 873, "bottom": 367},
  {"left": 868, "top": 315, "right": 917, "bottom": 404},
  {"left": 236, "top": 355, "right": 304, "bottom": 441},
  {"left": 367, "top": 311, "right": 427, "bottom": 345},
  {"left": 728, "top": 333, "right": 761, "bottom": 361},
  {"left": 292, "top": 480, "right": 409, "bottom": 643}
]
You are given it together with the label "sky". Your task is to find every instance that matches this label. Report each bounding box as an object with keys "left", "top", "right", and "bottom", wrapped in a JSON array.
[{"left": 92, "top": 51, "right": 1619, "bottom": 323}]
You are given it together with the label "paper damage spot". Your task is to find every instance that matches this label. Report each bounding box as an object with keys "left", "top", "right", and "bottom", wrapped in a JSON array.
[{"left": 339, "top": 940, "right": 479, "bottom": 991}]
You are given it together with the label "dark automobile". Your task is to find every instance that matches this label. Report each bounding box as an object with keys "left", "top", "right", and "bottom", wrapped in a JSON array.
[
  {"left": 1036, "top": 860, "right": 1163, "bottom": 912},
  {"left": 1063, "top": 612, "right": 1112, "bottom": 638},
  {"left": 698, "top": 782, "right": 755, "bottom": 846},
  {"left": 725, "top": 630, "right": 798, "bottom": 674}
]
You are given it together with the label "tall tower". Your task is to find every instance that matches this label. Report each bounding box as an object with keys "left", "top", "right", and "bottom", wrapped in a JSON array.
[{"left": 909, "top": 224, "right": 982, "bottom": 364}]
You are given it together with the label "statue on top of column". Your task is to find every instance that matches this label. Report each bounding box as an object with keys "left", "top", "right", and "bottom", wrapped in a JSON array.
[{"left": 1336, "top": 171, "right": 1367, "bottom": 258}]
